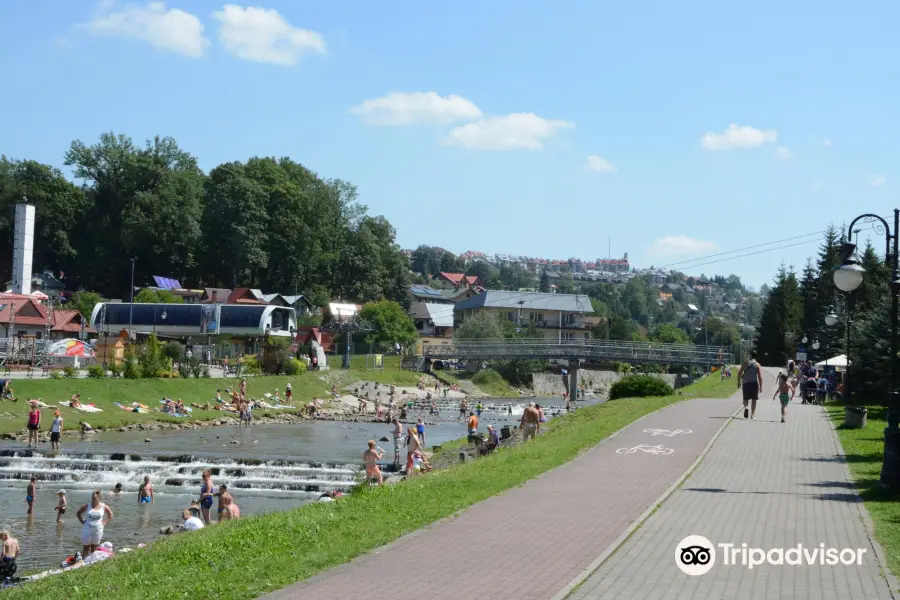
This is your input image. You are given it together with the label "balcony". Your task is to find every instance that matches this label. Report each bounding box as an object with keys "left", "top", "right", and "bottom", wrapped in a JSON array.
[{"left": 530, "top": 320, "right": 587, "bottom": 330}]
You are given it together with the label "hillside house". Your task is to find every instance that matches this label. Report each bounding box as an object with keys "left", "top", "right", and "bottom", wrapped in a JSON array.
[{"left": 453, "top": 290, "right": 594, "bottom": 343}]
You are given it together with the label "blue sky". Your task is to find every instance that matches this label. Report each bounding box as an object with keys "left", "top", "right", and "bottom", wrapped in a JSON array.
[{"left": 1, "top": 1, "right": 898, "bottom": 290}]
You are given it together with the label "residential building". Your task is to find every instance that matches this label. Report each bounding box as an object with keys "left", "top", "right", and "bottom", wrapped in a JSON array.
[
  {"left": 438, "top": 272, "right": 483, "bottom": 289},
  {"left": 0, "top": 294, "right": 96, "bottom": 340},
  {"left": 407, "top": 285, "right": 477, "bottom": 340},
  {"left": 453, "top": 290, "right": 594, "bottom": 343}
]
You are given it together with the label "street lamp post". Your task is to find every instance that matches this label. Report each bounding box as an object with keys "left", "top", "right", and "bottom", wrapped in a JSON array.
[
  {"left": 129, "top": 258, "right": 136, "bottom": 334},
  {"left": 835, "top": 210, "right": 900, "bottom": 486}
]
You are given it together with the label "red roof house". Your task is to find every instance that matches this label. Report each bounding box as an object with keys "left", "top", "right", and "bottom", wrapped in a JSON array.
[{"left": 438, "top": 272, "right": 483, "bottom": 289}]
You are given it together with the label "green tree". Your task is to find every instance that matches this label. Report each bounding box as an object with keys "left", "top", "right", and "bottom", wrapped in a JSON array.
[
  {"left": 539, "top": 271, "right": 551, "bottom": 293},
  {"left": 454, "top": 310, "right": 513, "bottom": 340},
  {"left": 65, "top": 133, "right": 205, "bottom": 297},
  {"left": 754, "top": 264, "right": 802, "bottom": 366},
  {"left": 359, "top": 300, "right": 417, "bottom": 346},
  {"left": 652, "top": 323, "right": 690, "bottom": 344},
  {"left": 68, "top": 291, "right": 104, "bottom": 321},
  {"left": 134, "top": 288, "right": 184, "bottom": 303}
]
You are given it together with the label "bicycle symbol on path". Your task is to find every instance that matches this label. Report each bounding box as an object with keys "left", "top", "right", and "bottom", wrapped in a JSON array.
[
  {"left": 616, "top": 444, "right": 674, "bottom": 455},
  {"left": 643, "top": 428, "right": 692, "bottom": 437}
]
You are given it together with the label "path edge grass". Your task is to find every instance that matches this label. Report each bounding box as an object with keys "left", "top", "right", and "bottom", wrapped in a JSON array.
[
  {"left": 825, "top": 404, "right": 900, "bottom": 594},
  {"left": 4, "top": 375, "right": 737, "bottom": 600}
]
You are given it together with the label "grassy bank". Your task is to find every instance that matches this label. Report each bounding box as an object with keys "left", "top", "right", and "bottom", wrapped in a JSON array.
[
  {"left": 5, "top": 373, "right": 736, "bottom": 600},
  {"left": 826, "top": 401, "right": 900, "bottom": 577},
  {"left": 0, "top": 359, "right": 420, "bottom": 436},
  {"left": 436, "top": 368, "right": 517, "bottom": 397}
]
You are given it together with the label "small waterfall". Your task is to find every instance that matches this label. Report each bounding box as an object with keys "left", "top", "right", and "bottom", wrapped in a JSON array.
[{"left": 0, "top": 451, "right": 361, "bottom": 496}]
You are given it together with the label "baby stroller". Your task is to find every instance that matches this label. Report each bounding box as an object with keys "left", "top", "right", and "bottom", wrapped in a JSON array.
[{"left": 801, "top": 380, "right": 818, "bottom": 405}]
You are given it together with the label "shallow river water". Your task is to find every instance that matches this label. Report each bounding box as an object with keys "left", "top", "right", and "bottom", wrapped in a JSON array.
[{"left": 0, "top": 397, "right": 583, "bottom": 573}]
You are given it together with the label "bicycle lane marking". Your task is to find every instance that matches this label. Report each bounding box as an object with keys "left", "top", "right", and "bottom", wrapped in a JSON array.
[{"left": 266, "top": 393, "right": 741, "bottom": 600}]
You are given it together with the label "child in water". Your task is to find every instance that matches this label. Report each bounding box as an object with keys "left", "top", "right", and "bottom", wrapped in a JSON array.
[{"left": 772, "top": 372, "right": 795, "bottom": 423}]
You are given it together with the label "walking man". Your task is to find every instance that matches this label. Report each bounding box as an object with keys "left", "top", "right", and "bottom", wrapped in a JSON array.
[
  {"left": 737, "top": 351, "right": 764, "bottom": 419},
  {"left": 520, "top": 402, "right": 540, "bottom": 440},
  {"left": 391, "top": 418, "right": 403, "bottom": 468}
]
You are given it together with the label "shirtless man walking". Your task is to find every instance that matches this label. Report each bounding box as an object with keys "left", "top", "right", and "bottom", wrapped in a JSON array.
[
  {"left": 0, "top": 530, "right": 20, "bottom": 579},
  {"left": 363, "top": 440, "right": 384, "bottom": 485},
  {"left": 737, "top": 351, "right": 764, "bottom": 420},
  {"left": 520, "top": 402, "right": 540, "bottom": 441}
]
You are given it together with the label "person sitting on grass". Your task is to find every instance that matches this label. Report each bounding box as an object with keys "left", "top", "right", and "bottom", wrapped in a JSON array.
[
  {"left": 178, "top": 509, "right": 204, "bottom": 532},
  {"left": 70, "top": 394, "right": 82, "bottom": 409},
  {"left": 486, "top": 425, "right": 500, "bottom": 451},
  {"left": 191, "top": 402, "right": 211, "bottom": 410}
]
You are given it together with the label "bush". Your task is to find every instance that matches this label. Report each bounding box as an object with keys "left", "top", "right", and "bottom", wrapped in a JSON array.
[
  {"left": 283, "top": 358, "right": 307, "bottom": 376},
  {"left": 86, "top": 365, "right": 106, "bottom": 379},
  {"left": 177, "top": 361, "right": 191, "bottom": 379},
  {"left": 49, "top": 370, "right": 62, "bottom": 380},
  {"left": 608, "top": 375, "right": 673, "bottom": 400},
  {"left": 109, "top": 361, "right": 123, "bottom": 378},
  {"left": 472, "top": 368, "right": 504, "bottom": 387},
  {"left": 189, "top": 357, "right": 203, "bottom": 379},
  {"left": 242, "top": 356, "right": 263, "bottom": 376},
  {"left": 62, "top": 366, "right": 77, "bottom": 379},
  {"left": 201, "top": 366, "right": 211, "bottom": 378},
  {"left": 163, "top": 341, "right": 185, "bottom": 363},
  {"left": 123, "top": 358, "right": 140, "bottom": 379}
]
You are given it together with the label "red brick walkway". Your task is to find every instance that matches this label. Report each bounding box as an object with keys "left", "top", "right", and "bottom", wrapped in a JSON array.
[{"left": 264, "top": 394, "right": 739, "bottom": 600}]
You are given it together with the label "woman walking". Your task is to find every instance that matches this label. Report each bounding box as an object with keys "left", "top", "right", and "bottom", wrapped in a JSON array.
[
  {"left": 76, "top": 490, "right": 113, "bottom": 557},
  {"left": 199, "top": 470, "right": 215, "bottom": 524}
]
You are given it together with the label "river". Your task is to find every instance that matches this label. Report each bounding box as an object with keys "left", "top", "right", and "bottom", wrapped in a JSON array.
[{"left": 0, "top": 397, "right": 581, "bottom": 574}]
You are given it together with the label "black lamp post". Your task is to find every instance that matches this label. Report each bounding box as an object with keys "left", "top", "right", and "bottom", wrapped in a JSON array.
[{"left": 835, "top": 210, "right": 900, "bottom": 486}]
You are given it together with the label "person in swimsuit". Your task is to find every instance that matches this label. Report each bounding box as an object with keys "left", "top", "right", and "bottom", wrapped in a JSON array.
[
  {"left": 55, "top": 489, "right": 67, "bottom": 522},
  {"left": 50, "top": 410, "right": 63, "bottom": 452},
  {"left": 773, "top": 372, "right": 796, "bottom": 423},
  {"left": 215, "top": 484, "right": 240, "bottom": 520},
  {"left": 286, "top": 382, "right": 292, "bottom": 403},
  {"left": 363, "top": 440, "right": 384, "bottom": 485},
  {"left": 0, "top": 530, "right": 20, "bottom": 579},
  {"left": 520, "top": 403, "right": 540, "bottom": 441},
  {"left": 138, "top": 476, "right": 154, "bottom": 504},
  {"left": 26, "top": 405, "right": 40, "bottom": 448},
  {"left": 405, "top": 427, "right": 421, "bottom": 476},
  {"left": 199, "top": 470, "right": 214, "bottom": 524},
  {"left": 416, "top": 418, "right": 426, "bottom": 446},
  {"left": 25, "top": 477, "right": 36, "bottom": 515}
]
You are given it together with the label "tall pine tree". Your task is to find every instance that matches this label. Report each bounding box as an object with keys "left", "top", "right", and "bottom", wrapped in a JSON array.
[{"left": 754, "top": 264, "right": 802, "bottom": 366}]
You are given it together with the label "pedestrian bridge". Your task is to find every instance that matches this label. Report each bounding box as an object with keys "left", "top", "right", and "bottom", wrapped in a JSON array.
[{"left": 421, "top": 339, "right": 733, "bottom": 366}]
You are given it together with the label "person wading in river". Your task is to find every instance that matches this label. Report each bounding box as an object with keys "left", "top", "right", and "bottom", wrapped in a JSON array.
[
  {"left": 0, "top": 530, "right": 20, "bottom": 579},
  {"left": 738, "top": 351, "right": 764, "bottom": 419},
  {"left": 391, "top": 418, "right": 403, "bottom": 468},
  {"left": 363, "top": 441, "right": 384, "bottom": 485},
  {"left": 405, "top": 426, "right": 422, "bottom": 476}
]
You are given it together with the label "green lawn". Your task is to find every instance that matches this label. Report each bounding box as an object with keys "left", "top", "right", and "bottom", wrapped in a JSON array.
[
  {"left": 0, "top": 359, "right": 420, "bottom": 436},
  {"left": 5, "top": 374, "right": 731, "bottom": 600},
  {"left": 826, "top": 401, "right": 900, "bottom": 578}
]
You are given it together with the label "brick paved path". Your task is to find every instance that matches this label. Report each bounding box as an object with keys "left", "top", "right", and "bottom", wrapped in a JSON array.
[
  {"left": 265, "top": 395, "right": 738, "bottom": 600},
  {"left": 570, "top": 368, "right": 896, "bottom": 600}
]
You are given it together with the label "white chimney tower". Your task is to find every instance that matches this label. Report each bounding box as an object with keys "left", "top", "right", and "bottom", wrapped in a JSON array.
[{"left": 12, "top": 202, "right": 35, "bottom": 295}]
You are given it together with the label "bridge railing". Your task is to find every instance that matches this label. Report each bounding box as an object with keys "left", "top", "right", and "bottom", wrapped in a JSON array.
[{"left": 421, "top": 338, "right": 732, "bottom": 365}]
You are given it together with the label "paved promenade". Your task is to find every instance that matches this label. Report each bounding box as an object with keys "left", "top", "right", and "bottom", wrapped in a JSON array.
[
  {"left": 266, "top": 394, "right": 738, "bottom": 600},
  {"left": 569, "top": 368, "right": 896, "bottom": 599}
]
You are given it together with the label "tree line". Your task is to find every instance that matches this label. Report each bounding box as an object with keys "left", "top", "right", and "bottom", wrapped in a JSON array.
[
  {"left": 0, "top": 133, "right": 410, "bottom": 306},
  {"left": 753, "top": 225, "right": 891, "bottom": 399}
]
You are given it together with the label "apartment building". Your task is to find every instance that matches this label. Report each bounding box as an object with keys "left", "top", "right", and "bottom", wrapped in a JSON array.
[{"left": 453, "top": 290, "right": 593, "bottom": 343}]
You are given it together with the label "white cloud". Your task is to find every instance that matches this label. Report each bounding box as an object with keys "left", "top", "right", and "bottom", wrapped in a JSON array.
[
  {"left": 584, "top": 155, "right": 617, "bottom": 173},
  {"left": 701, "top": 124, "right": 778, "bottom": 150},
  {"left": 869, "top": 175, "right": 887, "bottom": 188},
  {"left": 442, "top": 113, "right": 574, "bottom": 150},
  {"left": 349, "top": 92, "right": 482, "bottom": 126},
  {"left": 822, "top": 138, "right": 833, "bottom": 148},
  {"left": 86, "top": 1, "right": 210, "bottom": 58},
  {"left": 646, "top": 236, "right": 717, "bottom": 257},
  {"left": 213, "top": 5, "right": 325, "bottom": 66},
  {"left": 774, "top": 146, "right": 793, "bottom": 160}
]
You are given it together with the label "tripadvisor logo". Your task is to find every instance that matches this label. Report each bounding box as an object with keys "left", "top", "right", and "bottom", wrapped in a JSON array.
[{"left": 675, "top": 535, "right": 868, "bottom": 576}]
